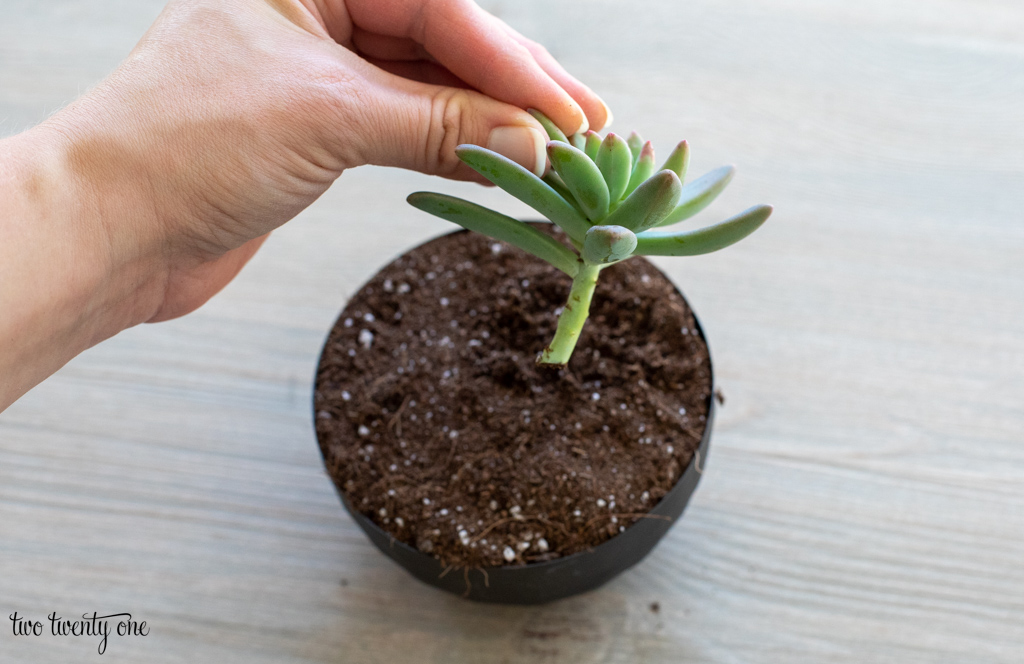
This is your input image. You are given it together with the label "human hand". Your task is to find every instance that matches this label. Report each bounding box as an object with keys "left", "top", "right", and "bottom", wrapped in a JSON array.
[
  {"left": 0, "top": 0, "right": 609, "bottom": 411},
  {"left": 46, "top": 0, "right": 610, "bottom": 322}
]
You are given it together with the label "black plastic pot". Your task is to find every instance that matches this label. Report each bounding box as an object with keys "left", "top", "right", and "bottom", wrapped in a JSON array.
[{"left": 315, "top": 228, "right": 715, "bottom": 604}]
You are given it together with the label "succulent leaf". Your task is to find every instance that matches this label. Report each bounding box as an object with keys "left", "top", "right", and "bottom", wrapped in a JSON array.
[
  {"left": 407, "top": 192, "right": 581, "bottom": 276},
  {"left": 583, "top": 131, "right": 602, "bottom": 161},
  {"left": 455, "top": 144, "right": 592, "bottom": 241},
  {"left": 582, "top": 225, "right": 638, "bottom": 265},
  {"left": 656, "top": 165, "right": 736, "bottom": 227},
  {"left": 601, "top": 170, "right": 682, "bottom": 233},
  {"left": 547, "top": 141, "right": 610, "bottom": 223},
  {"left": 542, "top": 171, "right": 584, "bottom": 215},
  {"left": 528, "top": 108, "right": 569, "bottom": 143},
  {"left": 623, "top": 141, "right": 655, "bottom": 198},
  {"left": 411, "top": 118, "right": 773, "bottom": 369},
  {"left": 634, "top": 204, "right": 773, "bottom": 256},
  {"left": 595, "top": 133, "right": 633, "bottom": 203},
  {"left": 627, "top": 131, "right": 644, "bottom": 165},
  {"left": 659, "top": 140, "right": 690, "bottom": 182}
]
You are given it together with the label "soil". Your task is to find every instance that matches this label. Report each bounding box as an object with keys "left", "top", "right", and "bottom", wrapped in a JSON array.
[{"left": 314, "top": 225, "right": 712, "bottom": 569}]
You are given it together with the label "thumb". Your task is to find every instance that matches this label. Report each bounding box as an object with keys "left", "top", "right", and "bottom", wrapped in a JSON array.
[{"left": 347, "top": 72, "right": 549, "bottom": 180}]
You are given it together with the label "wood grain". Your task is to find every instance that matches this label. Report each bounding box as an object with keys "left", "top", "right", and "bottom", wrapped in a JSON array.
[{"left": 2, "top": 0, "right": 1023, "bottom": 661}]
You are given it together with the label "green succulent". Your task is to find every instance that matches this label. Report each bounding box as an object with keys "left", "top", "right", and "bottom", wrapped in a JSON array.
[{"left": 407, "top": 110, "right": 772, "bottom": 367}]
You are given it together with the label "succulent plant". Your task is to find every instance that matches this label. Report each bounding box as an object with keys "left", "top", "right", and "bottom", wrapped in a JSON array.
[{"left": 407, "top": 110, "right": 772, "bottom": 367}]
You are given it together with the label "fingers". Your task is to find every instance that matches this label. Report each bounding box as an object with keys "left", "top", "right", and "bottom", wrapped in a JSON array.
[
  {"left": 338, "top": 63, "right": 548, "bottom": 180},
  {"left": 340, "top": 0, "right": 594, "bottom": 136},
  {"left": 499, "top": 24, "right": 611, "bottom": 131},
  {"left": 363, "top": 58, "right": 469, "bottom": 89},
  {"left": 351, "top": 23, "right": 609, "bottom": 130},
  {"left": 351, "top": 27, "right": 434, "bottom": 63}
]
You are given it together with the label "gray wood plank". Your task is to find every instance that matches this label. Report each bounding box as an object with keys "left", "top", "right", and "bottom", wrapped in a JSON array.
[{"left": 2, "top": 0, "right": 1023, "bottom": 661}]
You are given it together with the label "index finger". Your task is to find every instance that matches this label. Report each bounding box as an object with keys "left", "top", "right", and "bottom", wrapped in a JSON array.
[{"left": 342, "top": 0, "right": 598, "bottom": 135}]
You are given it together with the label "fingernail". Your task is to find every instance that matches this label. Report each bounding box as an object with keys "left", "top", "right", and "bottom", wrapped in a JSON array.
[
  {"left": 600, "top": 99, "right": 614, "bottom": 130},
  {"left": 572, "top": 100, "right": 590, "bottom": 135},
  {"left": 487, "top": 126, "right": 547, "bottom": 178}
]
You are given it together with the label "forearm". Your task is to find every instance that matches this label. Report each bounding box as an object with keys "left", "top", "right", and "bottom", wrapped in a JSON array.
[{"left": 0, "top": 125, "right": 165, "bottom": 411}]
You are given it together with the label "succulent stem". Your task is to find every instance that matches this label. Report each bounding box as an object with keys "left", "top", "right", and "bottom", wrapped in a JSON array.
[{"left": 538, "top": 262, "right": 601, "bottom": 366}]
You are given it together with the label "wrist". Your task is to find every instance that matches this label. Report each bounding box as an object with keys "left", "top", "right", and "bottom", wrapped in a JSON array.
[
  {"left": 34, "top": 112, "right": 171, "bottom": 328},
  {"left": 0, "top": 122, "right": 168, "bottom": 409}
]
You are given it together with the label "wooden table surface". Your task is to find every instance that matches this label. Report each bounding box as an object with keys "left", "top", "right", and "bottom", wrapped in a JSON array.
[{"left": 3, "top": 0, "right": 1023, "bottom": 661}]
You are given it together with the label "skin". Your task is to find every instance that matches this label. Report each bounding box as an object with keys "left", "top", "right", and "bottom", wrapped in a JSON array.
[{"left": 0, "top": 0, "right": 610, "bottom": 412}]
